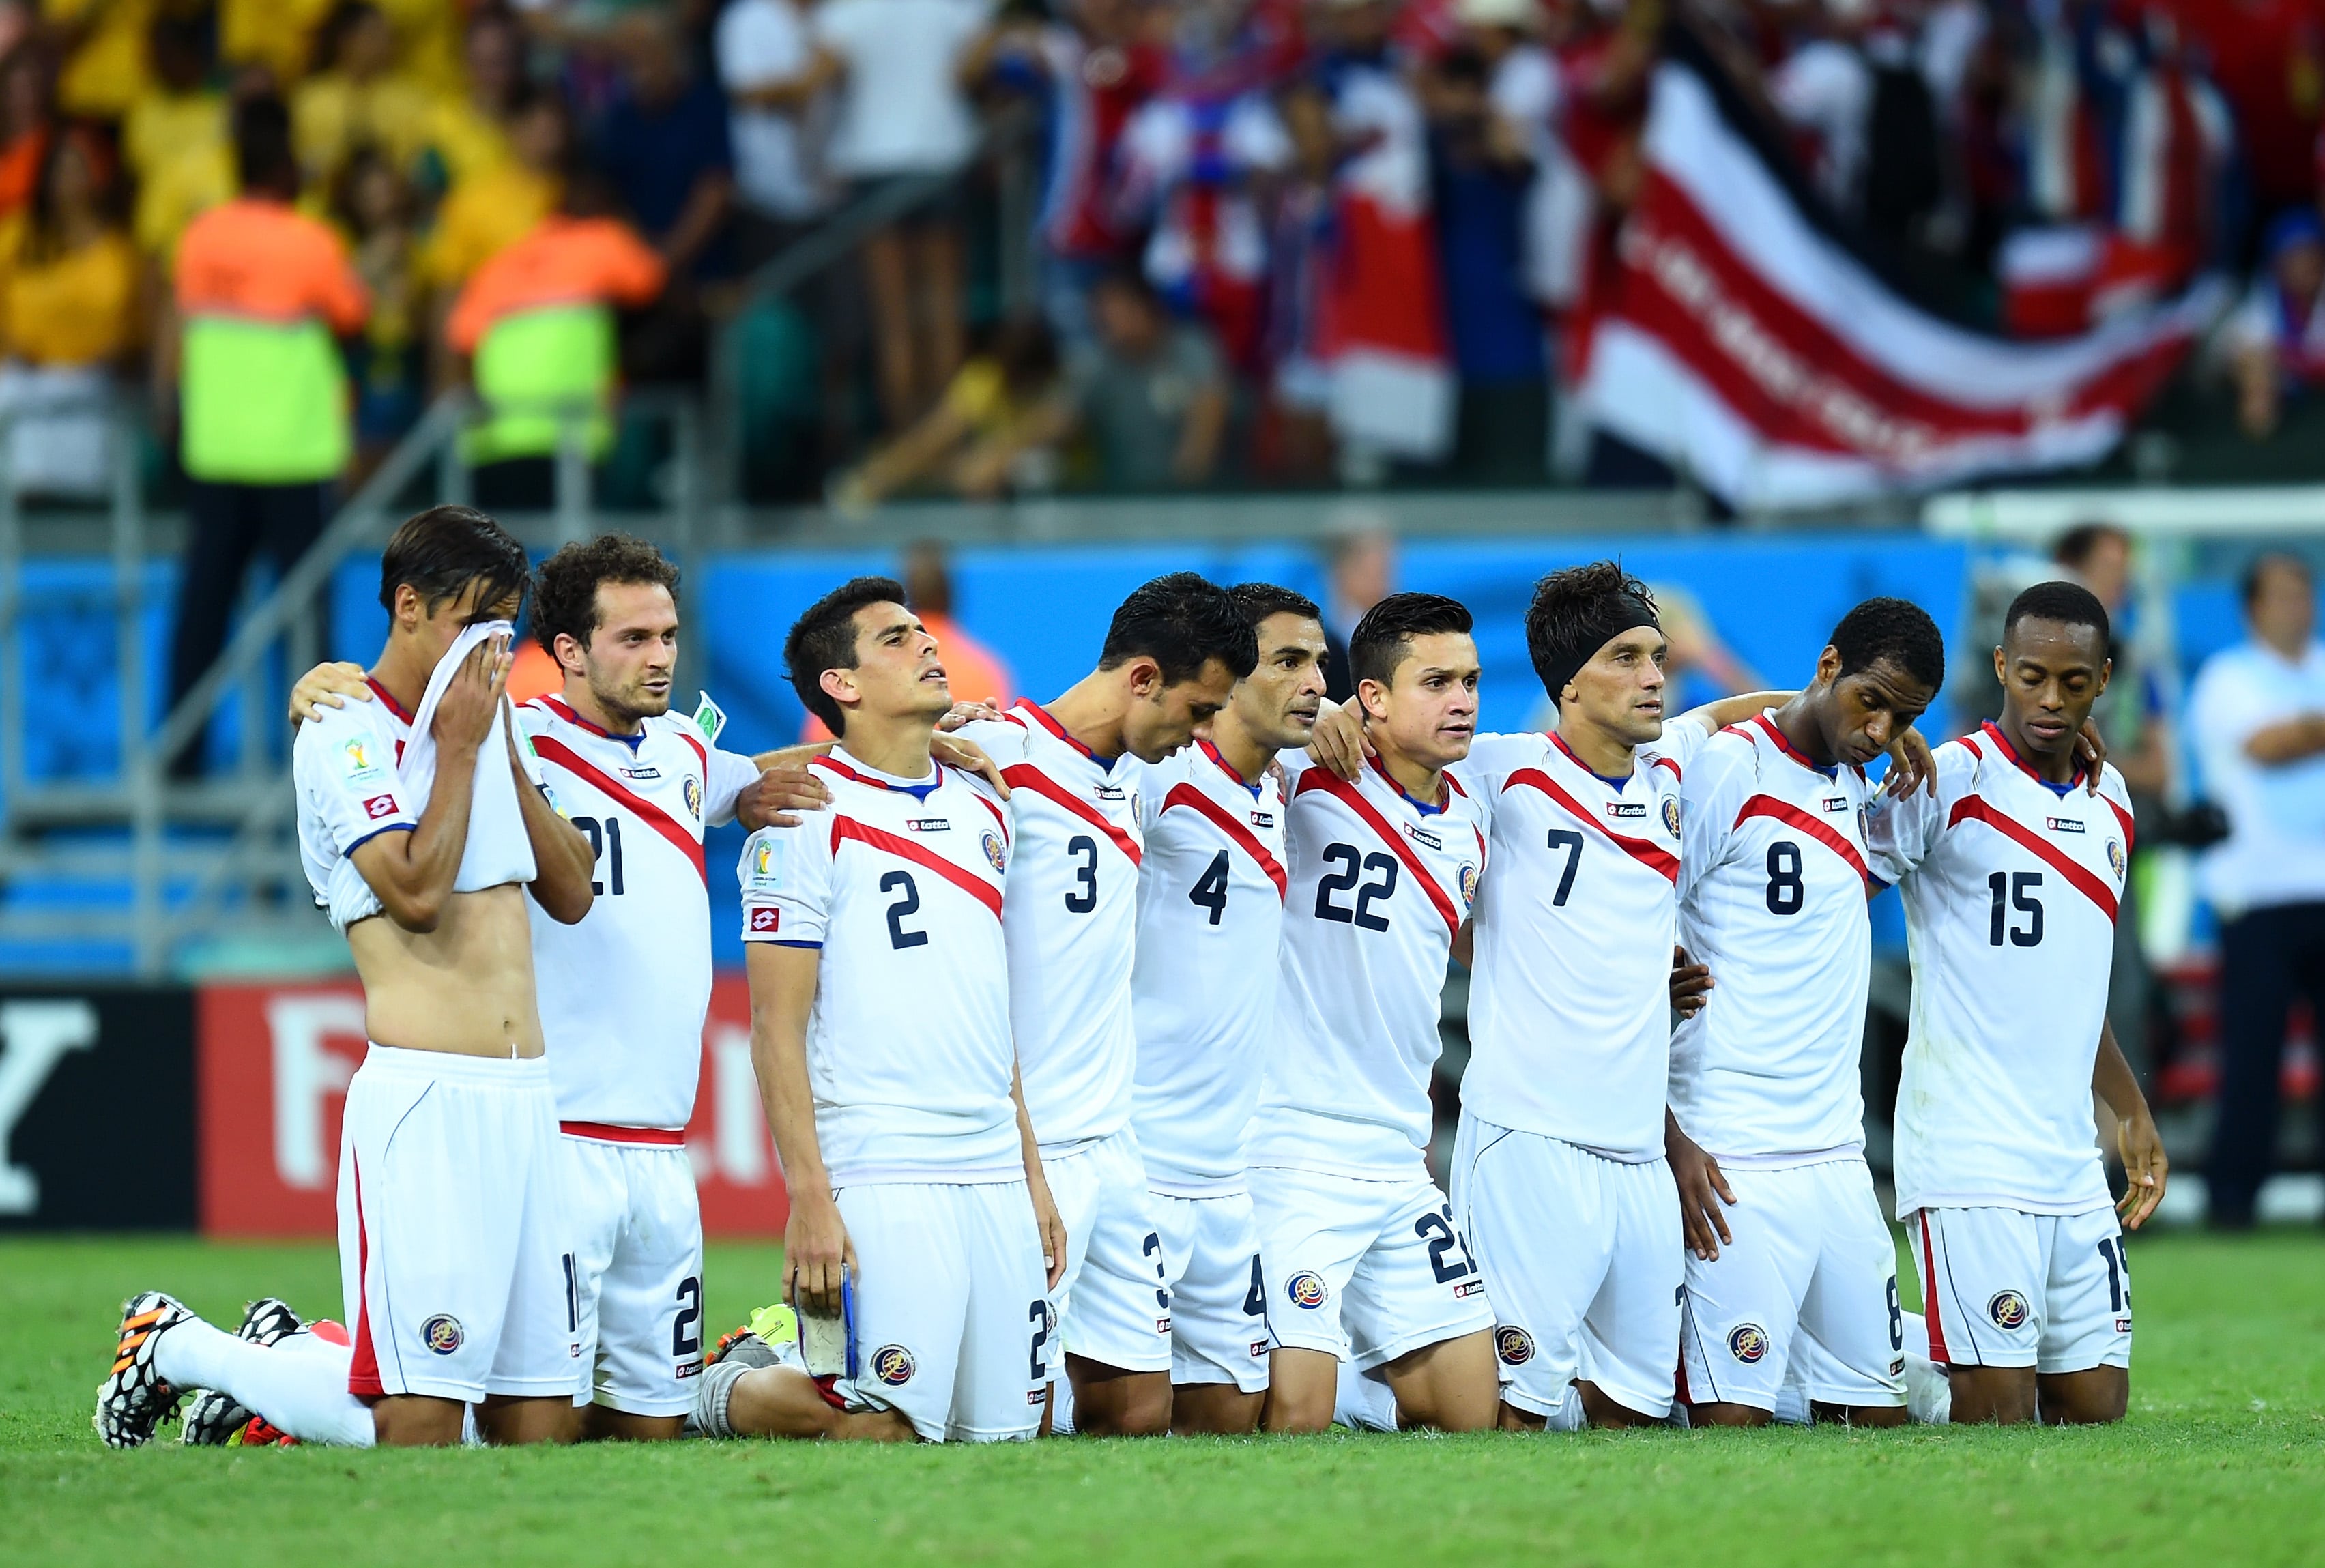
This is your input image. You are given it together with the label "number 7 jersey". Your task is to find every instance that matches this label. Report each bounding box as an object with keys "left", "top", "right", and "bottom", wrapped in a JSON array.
[{"left": 1864, "top": 723, "right": 2135, "bottom": 1219}]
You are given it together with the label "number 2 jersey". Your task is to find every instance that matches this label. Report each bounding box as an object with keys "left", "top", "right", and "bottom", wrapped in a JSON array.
[
  {"left": 954, "top": 703, "right": 1145, "bottom": 1151},
  {"left": 1130, "top": 738, "right": 1288, "bottom": 1196},
  {"left": 736, "top": 749, "right": 1022, "bottom": 1186},
  {"left": 1864, "top": 723, "right": 2134, "bottom": 1219},
  {"left": 1249, "top": 753, "right": 1486, "bottom": 1181},
  {"left": 515, "top": 696, "right": 761, "bottom": 1132},
  {"left": 1669, "top": 712, "right": 1879, "bottom": 1163},
  {"left": 1456, "top": 723, "right": 1703, "bottom": 1161}
]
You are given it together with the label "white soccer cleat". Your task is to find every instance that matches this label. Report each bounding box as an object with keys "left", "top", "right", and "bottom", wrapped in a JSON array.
[
  {"left": 95, "top": 1292, "right": 194, "bottom": 1448},
  {"left": 181, "top": 1298, "right": 306, "bottom": 1446}
]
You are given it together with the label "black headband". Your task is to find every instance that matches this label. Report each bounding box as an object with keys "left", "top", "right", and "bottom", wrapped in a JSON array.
[{"left": 1541, "top": 595, "right": 1661, "bottom": 706}]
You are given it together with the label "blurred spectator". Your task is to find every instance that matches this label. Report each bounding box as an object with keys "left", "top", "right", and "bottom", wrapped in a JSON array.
[
  {"left": 334, "top": 146, "right": 422, "bottom": 470},
  {"left": 717, "top": 0, "right": 835, "bottom": 252},
  {"left": 1320, "top": 523, "right": 1395, "bottom": 702},
  {"left": 2229, "top": 210, "right": 2325, "bottom": 441},
  {"left": 46, "top": 0, "right": 150, "bottom": 121},
  {"left": 447, "top": 166, "right": 667, "bottom": 495},
  {"left": 1422, "top": 27, "right": 1546, "bottom": 482},
  {"left": 2161, "top": 0, "right": 2323, "bottom": 221},
  {"left": 418, "top": 83, "right": 566, "bottom": 303},
  {"left": 809, "top": 0, "right": 996, "bottom": 429},
  {"left": 419, "top": 5, "right": 531, "bottom": 194},
  {"left": 832, "top": 315, "right": 1066, "bottom": 508},
  {"left": 0, "top": 43, "right": 53, "bottom": 216},
  {"left": 293, "top": 2, "right": 440, "bottom": 189},
  {"left": 220, "top": 0, "right": 337, "bottom": 93},
  {"left": 1067, "top": 267, "right": 1228, "bottom": 489},
  {"left": 2189, "top": 552, "right": 2325, "bottom": 1228},
  {"left": 1766, "top": 0, "right": 1944, "bottom": 243},
  {"left": 371, "top": 0, "right": 465, "bottom": 93},
  {"left": 593, "top": 9, "right": 733, "bottom": 380},
  {"left": 0, "top": 124, "right": 136, "bottom": 497},
  {"left": 1258, "top": 74, "right": 1338, "bottom": 482},
  {"left": 121, "top": 16, "right": 232, "bottom": 263},
  {"left": 164, "top": 94, "right": 368, "bottom": 776},
  {"left": 1028, "top": 0, "right": 1169, "bottom": 342}
]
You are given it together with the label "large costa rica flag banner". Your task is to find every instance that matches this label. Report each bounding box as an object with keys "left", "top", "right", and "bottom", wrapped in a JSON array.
[{"left": 1578, "top": 29, "right": 2225, "bottom": 512}]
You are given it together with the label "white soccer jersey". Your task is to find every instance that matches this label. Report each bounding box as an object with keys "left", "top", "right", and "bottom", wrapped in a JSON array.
[
  {"left": 1865, "top": 722, "right": 2134, "bottom": 1217},
  {"left": 293, "top": 679, "right": 418, "bottom": 930},
  {"left": 1248, "top": 753, "right": 1486, "bottom": 1180},
  {"left": 955, "top": 703, "right": 1144, "bottom": 1150},
  {"left": 1670, "top": 712, "right": 1879, "bottom": 1162},
  {"left": 1456, "top": 723, "right": 1703, "bottom": 1161},
  {"left": 737, "top": 749, "right": 1022, "bottom": 1186},
  {"left": 517, "top": 695, "right": 760, "bottom": 1131},
  {"left": 1131, "top": 738, "right": 1288, "bottom": 1195}
]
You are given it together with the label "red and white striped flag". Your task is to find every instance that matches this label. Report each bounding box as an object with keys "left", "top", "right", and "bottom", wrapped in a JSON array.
[{"left": 1578, "top": 36, "right": 2225, "bottom": 511}]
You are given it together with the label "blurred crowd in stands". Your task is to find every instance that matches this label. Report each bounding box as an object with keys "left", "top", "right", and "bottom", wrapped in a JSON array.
[{"left": 1, "top": 0, "right": 2324, "bottom": 514}]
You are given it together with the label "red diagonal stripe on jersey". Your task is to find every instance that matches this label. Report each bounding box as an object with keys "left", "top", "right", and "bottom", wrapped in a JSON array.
[
  {"left": 831, "top": 817, "right": 1003, "bottom": 920},
  {"left": 1001, "top": 764, "right": 1141, "bottom": 866},
  {"left": 1503, "top": 768, "right": 1680, "bottom": 884},
  {"left": 2105, "top": 796, "right": 2135, "bottom": 852},
  {"left": 531, "top": 734, "right": 706, "bottom": 884},
  {"left": 1734, "top": 794, "right": 1871, "bottom": 886},
  {"left": 1947, "top": 795, "right": 2118, "bottom": 921},
  {"left": 1161, "top": 783, "right": 1286, "bottom": 900},
  {"left": 1295, "top": 769, "right": 1461, "bottom": 935}
]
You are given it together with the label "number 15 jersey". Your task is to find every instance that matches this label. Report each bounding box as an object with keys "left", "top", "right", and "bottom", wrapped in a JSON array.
[
  {"left": 1864, "top": 723, "right": 2134, "bottom": 1219},
  {"left": 1249, "top": 754, "right": 1486, "bottom": 1182}
]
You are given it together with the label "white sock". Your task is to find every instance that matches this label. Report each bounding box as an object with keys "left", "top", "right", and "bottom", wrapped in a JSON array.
[
  {"left": 1048, "top": 1376, "right": 1077, "bottom": 1436},
  {"left": 1535, "top": 1386, "right": 1586, "bottom": 1433},
  {"left": 1331, "top": 1361, "right": 1399, "bottom": 1432},
  {"left": 1772, "top": 1379, "right": 1811, "bottom": 1427},
  {"left": 1899, "top": 1311, "right": 1950, "bottom": 1425},
  {"left": 155, "top": 1322, "right": 376, "bottom": 1447}
]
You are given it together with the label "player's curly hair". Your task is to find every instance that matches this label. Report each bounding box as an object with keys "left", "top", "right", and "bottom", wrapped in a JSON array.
[
  {"left": 378, "top": 504, "right": 530, "bottom": 619},
  {"left": 1828, "top": 597, "right": 1945, "bottom": 692},
  {"left": 1523, "top": 561, "right": 1659, "bottom": 703},
  {"left": 1227, "top": 581, "right": 1323, "bottom": 628},
  {"left": 1099, "top": 572, "right": 1260, "bottom": 685},
  {"left": 1349, "top": 592, "right": 1473, "bottom": 688},
  {"left": 530, "top": 534, "right": 680, "bottom": 656},
  {"left": 2004, "top": 580, "right": 2110, "bottom": 658},
  {"left": 785, "top": 575, "right": 908, "bottom": 737}
]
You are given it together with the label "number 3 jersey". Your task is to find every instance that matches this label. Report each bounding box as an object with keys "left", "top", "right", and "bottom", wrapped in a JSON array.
[
  {"left": 1130, "top": 738, "right": 1288, "bottom": 1195},
  {"left": 1456, "top": 723, "right": 1703, "bottom": 1161},
  {"left": 1249, "top": 753, "right": 1486, "bottom": 1182},
  {"left": 1669, "top": 713, "right": 1879, "bottom": 1163},
  {"left": 516, "top": 696, "right": 761, "bottom": 1131},
  {"left": 1864, "top": 723, "right": 2135, "bottom": 1219},
  {"left": 737, "top": 749, "right": 1022, "bottom": 1185}
]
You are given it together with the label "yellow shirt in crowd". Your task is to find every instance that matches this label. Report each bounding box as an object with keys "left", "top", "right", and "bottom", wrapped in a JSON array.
[
  {"left": 121, "top": 89, "right": 234, "bottom": 259},
  {"left": 45, "top": 0, "right": 158, "bottom": 120},
  {"left": 418, "top": 161, "right": 557, "bottom": 289},
  {"left": 293, "top": 70, "right": 446, "bottom": 186},
  {"left": 218, "top": 0, "right": 340, "bottom": 91},
  {"left": 0, "top": 222, "right": 139, "bottom": 366}
]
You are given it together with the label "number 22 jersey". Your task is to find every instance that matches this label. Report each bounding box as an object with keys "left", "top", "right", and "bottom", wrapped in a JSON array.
[
  {"left": 1249, "top": 753, "right": 1486, "bottom": 1181},
  {"left": 1864, "top": 723, "right": 2134, "bottom": 1219}
]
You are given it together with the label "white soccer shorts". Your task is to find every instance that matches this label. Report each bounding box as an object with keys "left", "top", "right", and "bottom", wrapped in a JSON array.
[
  {"left": 564, "top": 1133, "right": 706, "bottom": 1418},
  {"left": 829, "top": 1179, "right": 1048, "bottom": 1442},
  {"left": 1679, "top": 1157, "right": 1905, "bottom": 1413},
  {"left": 1250, "top": 1163, "right": 1494, "bottom": 1373},
  {"left": 1153, "top": 1189, "right": 1269, "bottom": 1392},
  {"left": 337, "top": 1046, "right": 579, "bottom": 1404},
  {"left": 1452, "top": 1111, "right": 1681, "bottom": 1421},
  {"left": 1043, "top": 1131, "right": 1174, "bottom": 1377},
  {"left": 1908, "top": 1205, "right": 2132, "bottom": 1374}
]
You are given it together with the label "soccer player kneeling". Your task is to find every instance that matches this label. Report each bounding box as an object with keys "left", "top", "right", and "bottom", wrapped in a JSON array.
[
  {"left": 699, "top": 578, "right": 1067, "bottom": 1444},
  {"left": 1866, "top": 582, "right": 2167, "bottom": 1425}
]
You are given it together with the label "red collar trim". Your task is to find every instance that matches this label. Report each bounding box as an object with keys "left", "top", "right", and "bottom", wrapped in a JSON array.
[
  {"left": 1366, "top": 750, "right": 1449, "bottom": 812},
  {"left": 1981, "top": 720, "right": 2083, "bottom": 789},
  {"left": 1750, "top": 712, "right": 1831, "bottom": 775},
  {"left": 1020, "top": 700, "right": 1110, "bottom": 766},
  {"left": 365, "top": 676, "right": 414, "bottom": 725},
  {"left": 1549, "top": 730, "right": 1634, "bottom": 789},
  {"left": 1197, "top": 735, "right": 1251, "bottom": 789},
  {"left": 540, "top": 693, "right": 626, "bottom": 740}
]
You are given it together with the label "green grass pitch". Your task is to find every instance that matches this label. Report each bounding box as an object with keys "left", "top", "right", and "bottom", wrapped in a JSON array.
[{"left": 2, "top": 1231, "right": 2321, "bottom": 1567}]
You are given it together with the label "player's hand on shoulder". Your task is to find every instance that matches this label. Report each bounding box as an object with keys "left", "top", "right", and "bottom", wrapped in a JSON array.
[
  {"left": 738, "top": 759, "right": 834, "bottom": 830},
  {"left": 938, "top": 699, "right": 1003, "bottom": 733},
  {"left": 933, "top": 733, "right": 1011, "bottom": 798},
  {"left": 2076, "top": 717, "right": 2108, "bottom": 794},
  {"left": 432, "top": 634, "right": 511, "bottom": 753},
  {"left": 289, "top": 660, "right": 371, "bottom": 725},
  {"left": 1306, "top": 697, "right": 1372, "bottom": 781},
  {"left": 1665, "top": 1112, "right": 1735, "bottom": 1262},
  {"left": 1882, "top": 726, "right": 1937, "bottom": 800}
]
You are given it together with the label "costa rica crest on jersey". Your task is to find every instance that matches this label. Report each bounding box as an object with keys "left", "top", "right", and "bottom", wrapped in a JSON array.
[
  {"left": 1458, "top": 863, "right": 1479, "bottom": 910},
  {"left": 1494, "top": 1325, "right": 1534, "bottom": 1365},
  {"left": 981, "top": 831, "right": 1007, "bottom": 873},
  {"left": 1661, "top": 796, "right": 1682, "bottom": 839},
  {"left": 1727, "top": 1323, "right": 1769, "bottom": 1363},
  {"left": 683, "top": 775, "right": 703, "bottom": 820},
  {"left": 2107, "top": 838, "right": 2126, "bottom": 880},
  {"left": 421, "top": 1314, "right": 464, "bottom": 1355},
  {"left": 1988, "top": 1290, "right": 2030, "bottom": 1329},
  {"left": 1287, "top": 1271, "right": 1328, "bottom": 1309},
  {"left": 871, "top": 1344, "right": 916, "bottom": 1385}
]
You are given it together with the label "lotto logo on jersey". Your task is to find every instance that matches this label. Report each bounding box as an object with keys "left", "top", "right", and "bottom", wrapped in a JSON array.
[
  {"left": 2108, "top": 839, "right": 2126, "bottom": 879},
  {"left": 421, "top": 1314, "right": 463, "bottom": 1355},
  {"left": 749, "top": 908, "right": 779, "bottom": 933},
  {"left": 905, "top": 818, "right": 951, "bottom": 833},
  {"left": 1286, "top": 1271, "right": 1329, "bottom": 1310},
  {"left": 1494, "top": 1325, "right": 1535, "bottom": 1366},
  {"left": 1406, "top": 824, "right": 1443, "bottom": 850},
  {"left": 1727, "top": 1323, "right": 1770, "bottom": 1363},
  {"left": 1821, "top": 796, "right": 1849, "bottom": 813},
  {"left": 1988, "top": 1290, "right": 2031, "bottom": 1330},
  {"left": 361, "top": 794, "right": 399, "bottom": 821},
  {"left": 1661, "top": 798, "right": 1682, "bottom": 838},
  {"left": 981, "top": 832, "right": 1007, "bottom": 873},
  {"left": 871, "top": 1344, "right": 916, "bottom": 1386},
  {"left": 683, "top": 776, "right": 703, "bottom": 820},
  {"left": 1250, "top": 811, "right": 1275, "bottom": 829},
  {"left": 1607, "top": 802, "right": 1646, "bottom": 820},
  {"left": 2045, "top": 817, "right": 2086, "bottom": 834}
]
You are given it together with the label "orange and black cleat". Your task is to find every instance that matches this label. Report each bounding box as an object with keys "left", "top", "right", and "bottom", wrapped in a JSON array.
[{"left": 94, "top": 1292, "right": 194, "bottom": 1448}]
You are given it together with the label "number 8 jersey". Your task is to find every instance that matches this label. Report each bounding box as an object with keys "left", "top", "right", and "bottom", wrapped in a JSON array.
[{"left": 1864, "top": 723, "right": 2135, "bottom": 1220}]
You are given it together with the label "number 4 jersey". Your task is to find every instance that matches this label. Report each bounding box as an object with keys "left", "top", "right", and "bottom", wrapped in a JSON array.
[{"left": 1864, "top": 723, "right": 2135, "bottom": 1219}]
